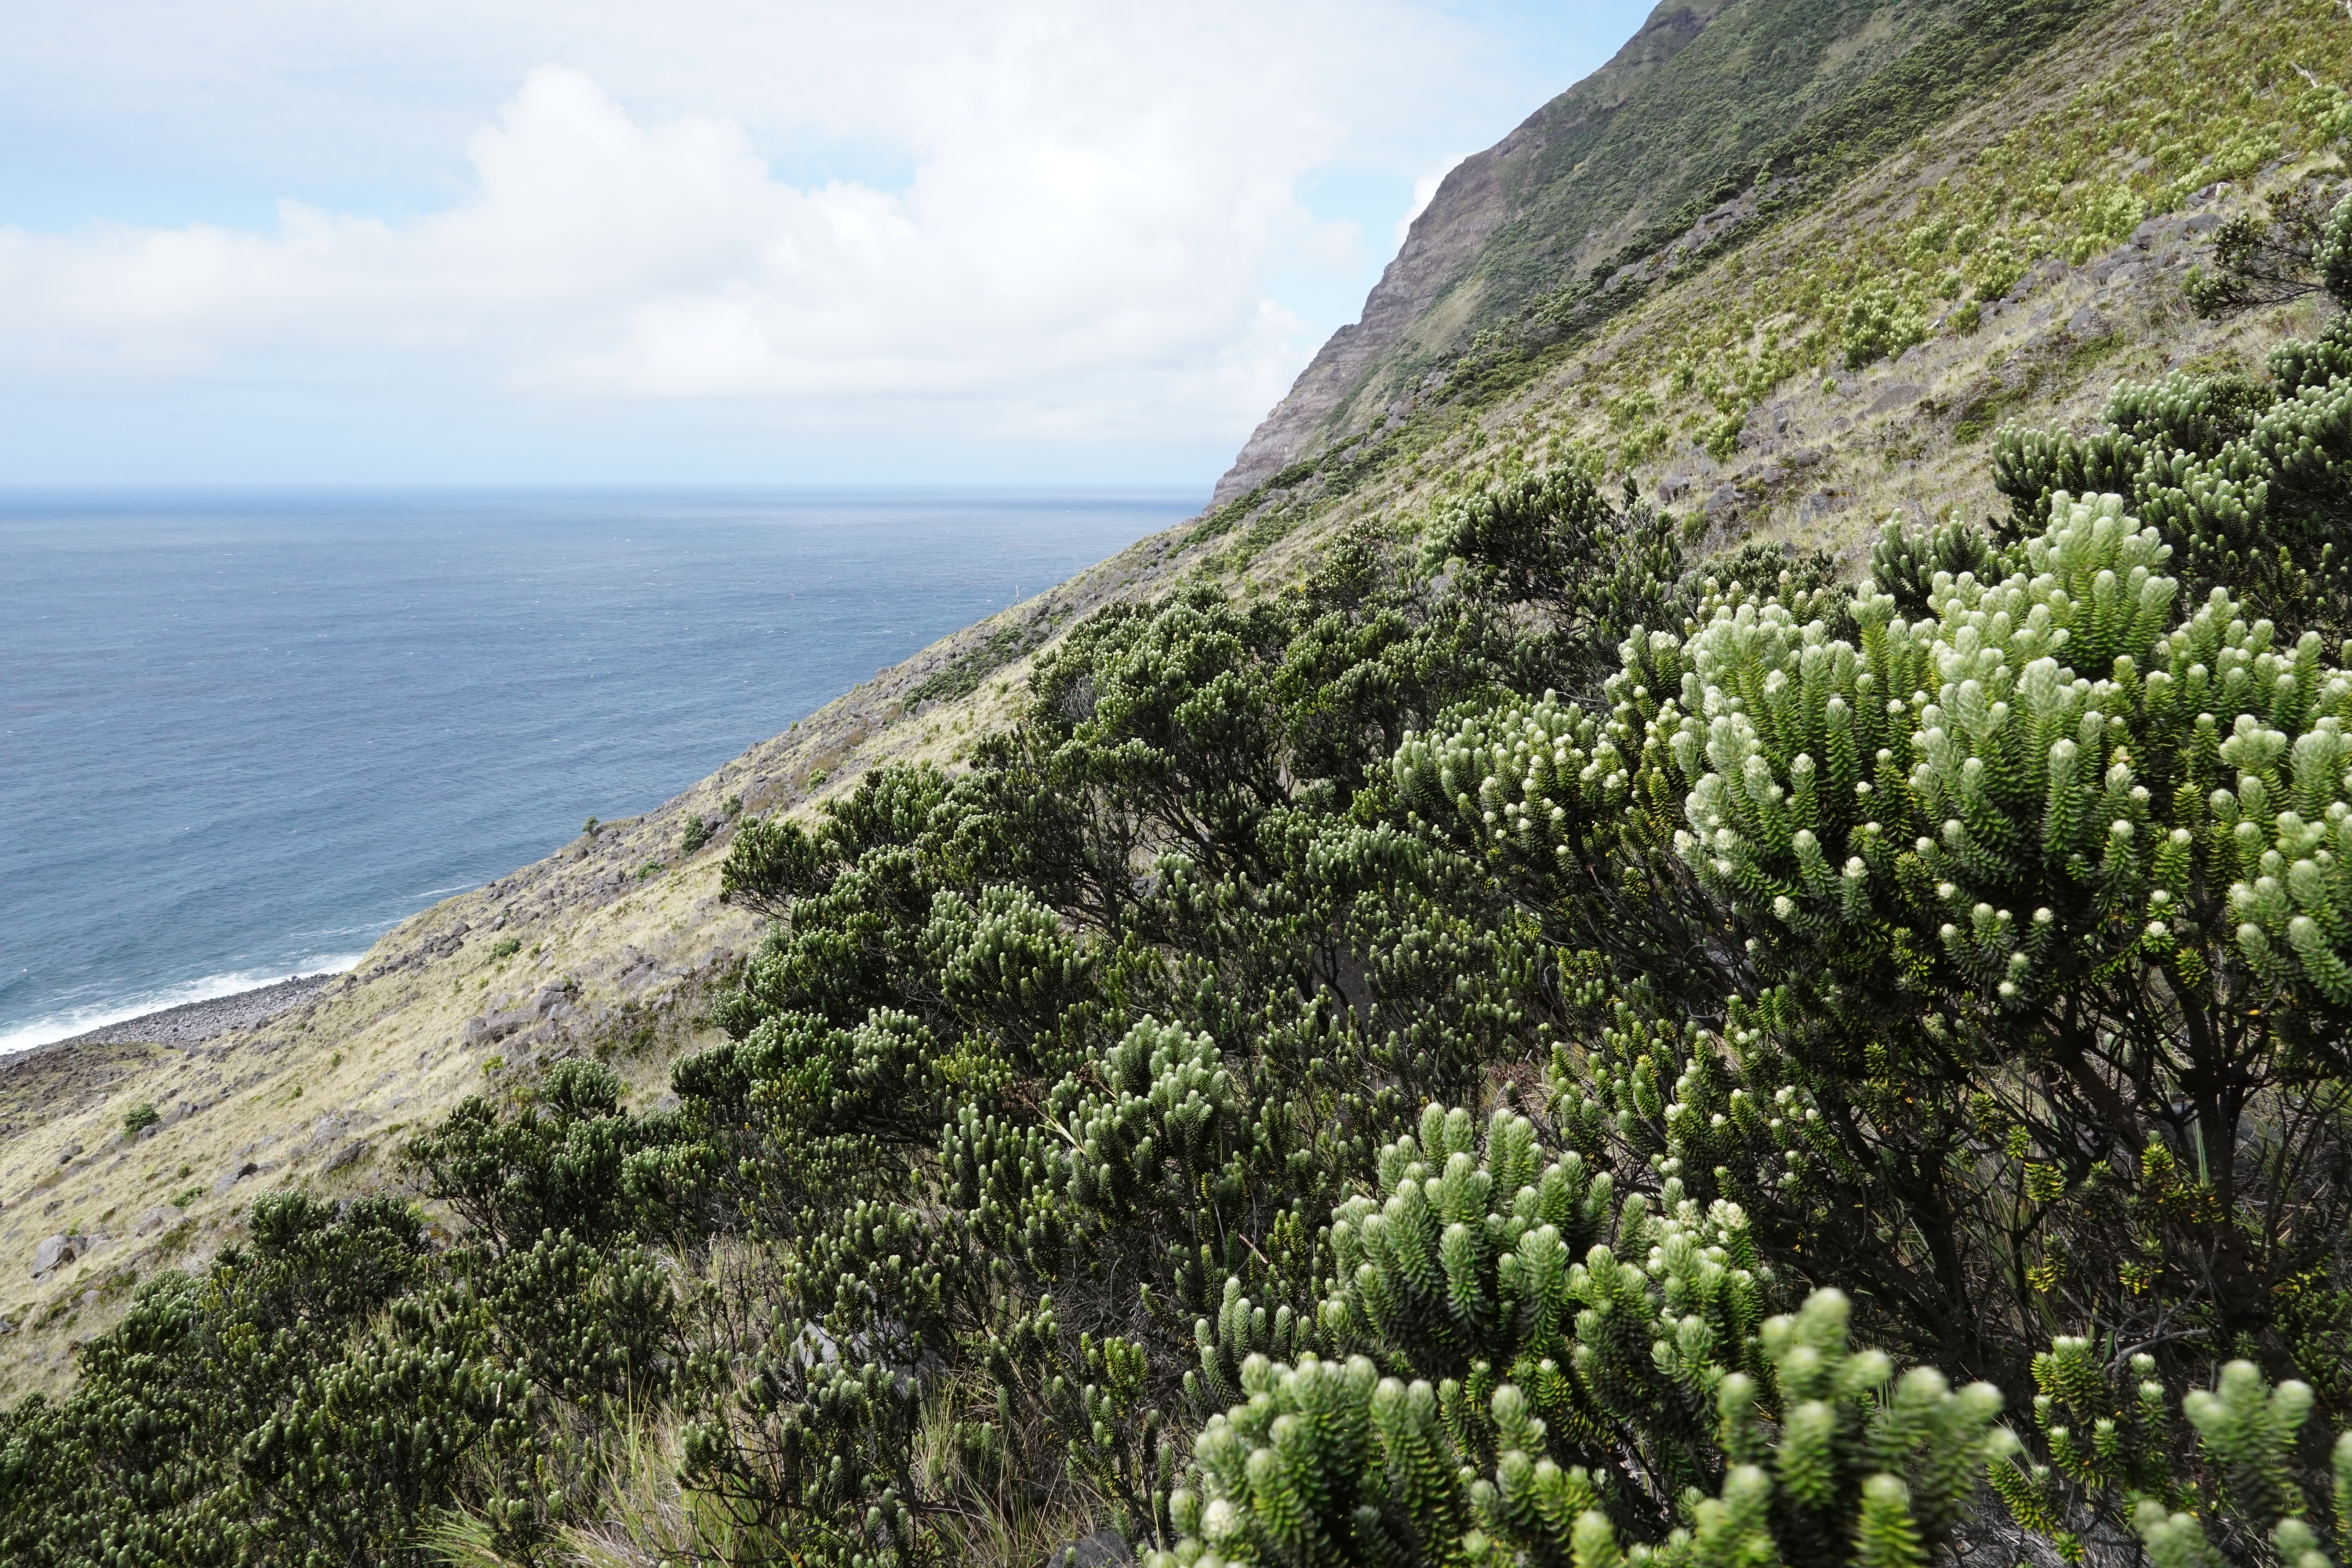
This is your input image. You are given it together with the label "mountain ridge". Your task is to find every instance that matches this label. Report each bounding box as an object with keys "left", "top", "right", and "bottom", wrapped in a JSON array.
[{"left": 1211, "top": 0, "right": 1726, "bottom": 503}]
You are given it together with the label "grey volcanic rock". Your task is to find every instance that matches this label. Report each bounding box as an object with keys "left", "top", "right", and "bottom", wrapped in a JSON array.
[
  {"left": 463, "top": 1009, "right": 530, "bottom": 1047},
  {"left": 1866, "top": 382, "right": 1927, "bottom": 417},
  {"left": 31, "top": 1234, "right": 82, "bottom": 1278}
]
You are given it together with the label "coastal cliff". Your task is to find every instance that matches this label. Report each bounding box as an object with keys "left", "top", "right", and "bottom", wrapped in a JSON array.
[
  {"left": 7, "top": 7, "right": 2352, "bottom": 1562},
  {"left": 2, "top": 0, "right": 2319, "bottom": 1394},
  {"left": 1214, "top": 0, "right": 2110, "bottom": 503}
]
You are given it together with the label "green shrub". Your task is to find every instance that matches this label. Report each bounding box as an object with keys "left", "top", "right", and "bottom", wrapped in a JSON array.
[
  {"left": 1866, "top": 513, "right": 1998, "bottom": 613},
  {"left": 1400, "top": 481, "right": 2352, "bottom": 1381},
  {"left": 1156, "top": 1290, "right": 2013, "bottom": 1568},
  {"left": 16, "top": 99, "right": 2352, "bottom": 1568},
  {"left": 1839, "top": 283, "right": 1927, "bottom": 367},
  {"left": 1995, "top": 221, "right": 2352, "bottom": 632}
]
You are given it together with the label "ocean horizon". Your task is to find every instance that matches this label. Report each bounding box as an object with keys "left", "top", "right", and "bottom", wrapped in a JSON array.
[{"left": 1, "top": 485, "right": 1196, "bottom": 1053}]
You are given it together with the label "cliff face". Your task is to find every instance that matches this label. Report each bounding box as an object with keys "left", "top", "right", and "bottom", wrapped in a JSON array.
[
  {"left": 1214, "top": 2, "right": 1724, "bottom": 503},
  {"left": 1213, "top": 0, "right": 2017, "bottom": 504},
  {"left": 1212, "top": 149, "right": 1505, "bottom": 507}
]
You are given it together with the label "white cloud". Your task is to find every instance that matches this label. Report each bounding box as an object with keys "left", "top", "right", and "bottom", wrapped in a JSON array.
[
  {"left": 0, "top": 1, "right": 1655, "bottom": 471},
  {"left": 0, "top": 53, "right": 1341, "bottom": 442}
]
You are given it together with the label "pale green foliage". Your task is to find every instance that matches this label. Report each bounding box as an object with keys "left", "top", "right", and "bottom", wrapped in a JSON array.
[
  {"left": 924, "top": 883, "right": 1094, "bottom": 1045},
  {"left": 1996, "top": 287, "right": 2352, "bottom": 632},
  {"left": 2183, "top": 1363, "right": 2316, "bottom": 1539},
  {"left": 1985, "top": 1340, "right": 2352, "bottom": 1568},
  {"left": 943, "top": 1017, "right": 1278, "bottom": 1274},
  {"left": 1840, "top": 284, "right": 1928, "bottom": 368},
  {"left": 2104, "top": 1359, "right": 2352, "bottom": 1568},
  {"left": 1317, "top": 1106, "right": 1767, "bottom": 1519},
  {"left": 1151, "top": 1289, "right": 2010, "bottom": 1568},
  {"left": 1399, "top": 483, "right": 2352, "bottom": 1404},
  {"left": 1062, "top": 1022, "right": 1250, "bottom": 1218},
  {"left": 1987, "top": 1336, "right": 2178, "bottom": 1557},
  {"left": 1392, "top": 690, "right": 1625, "bottom": 883},
  {"left": 1390, "top": 616, "right": 1704, "bottom": 886},
  {"left": 1546, "top": 991, "right": 1838, "bottom": 1218},
  {"left": 1664, "top": 490, "right": 2352, "bottom": 1013},
  {"left": 1191, "top": 1276, "right": 1313, "bottom": 1419},
  {"left": 1867, "top": 515, "right": 1999, "bottom": 617}
]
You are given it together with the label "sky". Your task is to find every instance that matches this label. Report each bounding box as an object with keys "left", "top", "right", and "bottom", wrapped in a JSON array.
[{"left": 0, "top": 2, "right": 1655, "bottom": 487}]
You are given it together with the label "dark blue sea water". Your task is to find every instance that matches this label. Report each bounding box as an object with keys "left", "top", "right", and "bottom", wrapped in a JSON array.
[{"left": 1, "top": 488, "right": 1191, "bottom": 1051}]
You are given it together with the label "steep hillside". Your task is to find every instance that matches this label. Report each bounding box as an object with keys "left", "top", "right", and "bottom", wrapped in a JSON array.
[
  {"left": 1214, "top": 0, "right": 2112, "bottom": 500},
  {"left": 4, "top": 0, "right": 2335, "bottom": 1401},
  {"left": 9, "top": 3, "right": 2352, "bottom": 1562},
  {"left": 1205, "top": 0, "right": 2347, "bottom": 577}
]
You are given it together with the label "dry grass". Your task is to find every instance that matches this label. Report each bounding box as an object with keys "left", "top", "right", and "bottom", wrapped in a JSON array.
[{"left": 426, "top": 1413, "right": 784, "bottom": 1568}]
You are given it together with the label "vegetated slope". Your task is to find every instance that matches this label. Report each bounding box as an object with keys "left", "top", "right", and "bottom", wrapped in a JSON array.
[
  {"left": 10, "top": 2, "right": 2352, "bottom": 1563},
  {"left": 1214, "top": 0, "right": 2112, "bottom": 501},
  {"left": 1205, "top": 0, "right": 2348, "bottom": 589},
  {"left": 0, "top": 0, "right": 2321, "bottom": 1408},
  {"left": 0, "top": 0, "right": 2310, "bottom": 1403},
  {"left": 0, "top": 528, "right": 1191, "bottom": 1401}
]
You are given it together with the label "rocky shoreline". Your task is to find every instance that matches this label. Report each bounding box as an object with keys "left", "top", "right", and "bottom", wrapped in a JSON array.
[{"left": 43, "top": 974, "right": 339, "bottom": 1053}]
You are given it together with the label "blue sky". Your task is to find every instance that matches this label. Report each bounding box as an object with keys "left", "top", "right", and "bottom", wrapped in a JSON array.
[{"left": 0, "top": 2, "right": 1654, "bottom": 486}]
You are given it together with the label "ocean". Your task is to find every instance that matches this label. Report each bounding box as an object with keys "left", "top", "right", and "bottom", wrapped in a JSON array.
[{"left": 0, "top": 488, "right": 1192, "bottom": 1053}]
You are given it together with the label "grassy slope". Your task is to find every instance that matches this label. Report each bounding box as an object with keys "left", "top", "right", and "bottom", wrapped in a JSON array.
[
  {"left": 1208, "top": 0, "right": 2346, "bottom": 581},
  {"left": 0, "top": 0, "right": 2337, "bottom": 1396},
  {"left": 1310, "top": 0, "right": 2116, "bottom": 441}
]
